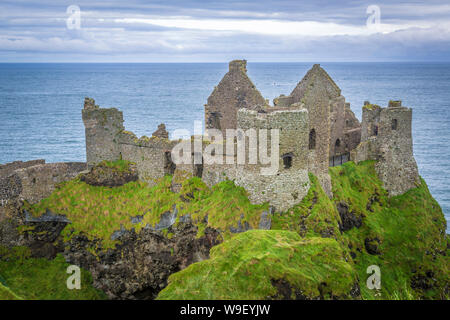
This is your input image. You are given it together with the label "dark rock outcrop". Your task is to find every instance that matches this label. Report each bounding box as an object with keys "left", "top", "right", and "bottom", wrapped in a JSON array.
[
  {"left": 364, "top": 237, "right": 381, "bottom": 255},
  {"left": 0, "top": 202, "right": 68, "bottom": 259},
  {"left": 80, "top": 162, "right": 138, "bottom": 187},
  {"left": 337, "top": 201, "right": 362, "bottom": 232},
  {"left": 64, "top": 223, "right": 220, "bottom": 300}
]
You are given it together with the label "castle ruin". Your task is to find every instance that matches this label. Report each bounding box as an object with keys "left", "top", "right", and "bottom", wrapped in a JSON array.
[
  {"left": 79, "top": 60, "right": 419, "bottom": 211},
  {"left": 351, "top": 100, "right": 420, "bottom": 195}
]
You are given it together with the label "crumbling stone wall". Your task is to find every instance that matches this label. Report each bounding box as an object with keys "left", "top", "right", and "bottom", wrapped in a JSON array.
[
  {"left": 117, "top": 131, "right": 179, "bottom": 184},
  {"left": 82, "top": 98, "right": 181, "bottom": 185},
  {"left": 330, "top": 96, "right": 346, "bottom": 156},
  {"left": 0, "top": 160, "right": 45, "bottom": 178},
  {"left": 235, "top": 108, "right": 310, "bottom": 211},
  {"left": 272, "top": 64, "right": 362, "bottom": 195},
  {"left": 351, "top": 101, "right": 420, "bottom": 196},
  {"left": 0, "top": 161, "right": 86, "bottom": 219},
  {"left": 273, "top": 64, "right": 340, "bottom": 196},
  {"left": 204, "top": 60, "right": 266, "bottom": 130},
  {"left": 344, "top": 103, "right": 362, "bottom": 153},
  {"left": 82, "top": 98, "right": 125, "bottom": 168}
]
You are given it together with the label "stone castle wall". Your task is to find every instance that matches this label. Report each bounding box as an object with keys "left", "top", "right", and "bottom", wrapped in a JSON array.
[
  {"left": 80, "top": 63, "right": 418, "bottom": 214},
  {"left": 82, "top": 98, "right": 124, "bottom": 168},
  {"left": 117, "top": 130, "right": 179, "bottom": 183},
  {"left": 204, "top": 60, "right": 266, "bottom": 130},
  {"left": 0, "top": 161, "right": 86, "bottom": 213},
  {"left": 233, "top": 108, "right": 310, "bottom": 211},
  {"left": 351, "top": 101, "right": 420, "bottom": 196},
  {"left": 272, "top": 64, "right": 362, "bottom": 196},
  {"left": 82, "top": 98, "right": 180, "bottom": 185},
  {"left": 0, "top": 160, "right": 45, "bottom": 178}
]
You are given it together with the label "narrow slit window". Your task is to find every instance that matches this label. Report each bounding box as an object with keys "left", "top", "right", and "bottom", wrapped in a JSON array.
[
  {"left": 392, "top": 119, "right": 398, "bottom": 130},
  {"left": 309, "top": 129, "right": 316, "bottom": 150},
  {"left": 282, "top": 154, "right": 293, "bottom": 169}
]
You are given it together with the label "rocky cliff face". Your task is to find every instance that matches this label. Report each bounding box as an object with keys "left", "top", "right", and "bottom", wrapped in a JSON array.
[
  {"left": 0, "top": 160, "right": 448, "bottom": 300},
  {"left": 64, "top": 222, "right": 220, "bottom": 299},
  {"left": 1, "top": 160, "right": 272, "bottom": 299}
]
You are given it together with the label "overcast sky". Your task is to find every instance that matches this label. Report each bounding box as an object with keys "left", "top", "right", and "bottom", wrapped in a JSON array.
[{"left": 1, "top": 0, "right": 450, "bottom": 62}]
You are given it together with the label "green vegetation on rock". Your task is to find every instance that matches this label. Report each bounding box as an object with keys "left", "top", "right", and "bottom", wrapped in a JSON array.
[
  {"left": 329, "top": 161, "right": 449, "bottom": 300},
  {"left": 11, "top": 160, "right": 449, "bottom": 300},
  {"left": 271, "top": 173, "right": 342, "bottom": 241},
  {"left": 0, "top": 283, "right": 23, "bottom": 300},
  {"left": 157, "top": 230, "right": 357, "bottom": 300},
  {"left": 0, "top": 246, "right": 105, "bottom": 300},
  {"left": 179, "top": 178, "right": 269, "bottom": 238},
  {"left": 157, "top": 161, "right": 449, "bottom": 300},
  {"left": 98, "top": 159, "right": 134, "bottom": 173},
  {"left": 26, "top": 174, "right": 268, "bottom": 249}
]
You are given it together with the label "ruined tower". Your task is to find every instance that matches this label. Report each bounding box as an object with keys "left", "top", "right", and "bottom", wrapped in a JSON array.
[
  {"left": 82, "top": 98, "right": 124, "bottom": 168},
  {"left": 234, "top": 108, "right": 311, "bottom": 211},
  {"left": 273, "top": 64, "right": 361, "bottom": 195},
  {"left": 204, "top": 60, "right": 266, "bottom": 131},
  {"left": 82, "top": 98, "right": 178, "bottom": 184},
  {"left": 351, "top": 100, "right": 420, "bottom": 196}
]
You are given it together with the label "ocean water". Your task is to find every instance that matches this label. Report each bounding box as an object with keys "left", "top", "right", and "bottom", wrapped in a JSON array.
[{"left": 0, "top": 62, "right": 449, "bottom": 231}]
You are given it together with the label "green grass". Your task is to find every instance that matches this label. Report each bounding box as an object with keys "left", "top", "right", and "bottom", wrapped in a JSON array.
[
  {"left": 0, "top": 247, "right": 105, "bottom": 300},
  {"left": 157, "top": 230, "right": 356, "bottom": 300},
  {"left": 159, "top": 161, "right": 448, "bottom": 300},
  {"left": 179, "top": 178, "right": 270, "bottom": 239},
  {"left": 26, "top": 175, "right": 268, "bottom": 249},
  {"left": 0, "top": 283, "right": 23, "bottom": 300},
  {"left": 16, "top": 161, "right": 450, "bottom": 300},
  {"left": 329, "top": 161, "right": 449, "bottom": 300},
  {"left": 271, "top": 173, "right": 342, "bottom": 242},
  {"left": 98, "top": 159, "right": 134, "bottom": 173},
  {"left": 25, "top": 177, "right": 178, "bottom": 249}
]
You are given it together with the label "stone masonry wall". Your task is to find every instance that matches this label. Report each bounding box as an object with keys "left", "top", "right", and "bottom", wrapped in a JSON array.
[
  {"left": 82, "top": 98, "right": 125, "bottom": 168},
  {"left": 375, "top": 102, "right": 420, "bottom": 195},
  {"left": 352, "top": 101, "right": 420, "bottom": 196},
  {"left": 0, "top": 160, "right": 45, "bottom": 178},
  {"left": 204, "top": 60, "right": 266, "bottom": 130},
  {"left": 0, "top": 161, "right": 86, "bottom": 217},
  {"left": 281, "top": 64, "right": 341, "bottom": 196},
  {"left": 82, "top": 98, "right": 182, "bottom": 185},
  {"left": 233, "top": 108, "right": 311, "bottom": 211},
  {"left": 271, "top": 64, "right": 362, "bottom": 196},
  {"left": 117, "top": 131, "right": 179, "bottom": 184}
]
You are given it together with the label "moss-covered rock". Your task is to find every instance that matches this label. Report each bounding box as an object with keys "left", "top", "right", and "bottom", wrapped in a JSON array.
[
  {"left": 271, "top": 173, "right": 342, "bottom": 241},
  {"left": 25, "top": 175, "right": 269, "bottom": 250},
  {"left": 158, "top": 161, "right": 448, "bottom": 300},
  {"left": 2, "top": 160, "right": 448, "bottom": 300},
  {"left": 157, "top": 230, "right": 359, "bottom": 300},
  {"left": 80, "top": 159, "right": 138, "bottom": 187},
  {"left": 329, "top": 161, "right": 449, "bottom": 299},
  {"left": 0, "top": 246, "right": 105, "bottom": 300}
]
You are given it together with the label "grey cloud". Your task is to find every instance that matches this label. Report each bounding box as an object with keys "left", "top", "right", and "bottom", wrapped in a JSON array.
[{"left": 0, "top": 0, "right": 449, "bottom": 61}]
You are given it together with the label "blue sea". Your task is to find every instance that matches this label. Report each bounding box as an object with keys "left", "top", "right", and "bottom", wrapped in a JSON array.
[{"left": 0, "top": 62, "right": 449, "bottom": 231}]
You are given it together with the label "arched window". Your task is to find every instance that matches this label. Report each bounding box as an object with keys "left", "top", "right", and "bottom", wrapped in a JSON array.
[
  {"left": 392, "top": 119, "right": 398, "bottom": 130},
  {"left": 282, "top": 153, "right": 293, "bottom": 169},
  {"left": 309, "top": 129, "right": 316, "bottom": 150}
]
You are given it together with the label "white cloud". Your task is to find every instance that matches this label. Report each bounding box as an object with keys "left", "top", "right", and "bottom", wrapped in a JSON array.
[{"left": 114, "top": 17, "right": 426, "bottom": 36}]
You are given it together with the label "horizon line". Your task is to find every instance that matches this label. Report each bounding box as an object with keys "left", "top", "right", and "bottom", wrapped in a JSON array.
[{"left": 0, "top": 60, "right": 449, "bottom": 64}]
